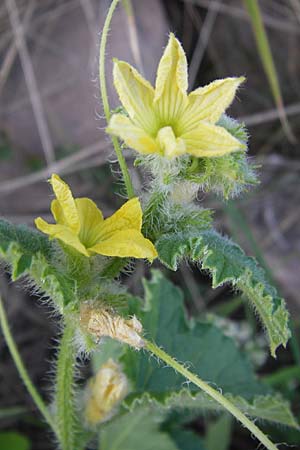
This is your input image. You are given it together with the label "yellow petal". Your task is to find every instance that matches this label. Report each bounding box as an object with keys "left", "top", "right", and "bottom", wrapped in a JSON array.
[
  {"left": 107, "top": 114, "right": 158, "bottom": 155},
  {"left": 75, "top": 198, "right": 104, "bottom": 248},
  {"left": 49, "top": 174, "right": 80, "bottom": 233},
  {"left": 157, "top": 126, "right": 186, "bottom": 158},
  {"left": 182, "top": 122, "right": 245, "bottom": 157},
  {"left": 154, "top": 33, "right": 188, "bottom": 123},
  {"left": 113, "top": 59, "right": 157, "bottom": 133},
  {"left": 179, "top": 77, "right": 245, "bottom": 133},
  {"left": 51, "top": 199, "right": 68, "bottom": 226},
  {"left": 35, "top": 217, "right": 89, "bottom": 256},
  {"left": 88, "top": 229, "right": 158, "bottom": 261},
  {"left": 98, "top": 198, "right": 143, "bottom": 242}
]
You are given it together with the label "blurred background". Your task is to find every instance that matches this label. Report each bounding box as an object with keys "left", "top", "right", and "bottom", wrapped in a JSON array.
[{"left": 0, "top": 0, "right": 299, "bottom": 449}]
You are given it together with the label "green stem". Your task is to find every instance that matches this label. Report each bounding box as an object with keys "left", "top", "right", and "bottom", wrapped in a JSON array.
[
  {"left": 55, "top": 320, "right": 77, "bottom": 450},
  {"left": 0, "top": 296, "right": 57, "bottom": 435},
  {"left": 99, "top": 0, "right": 135, "bottom": 199},
  {"left": 146, "top": 340, "right": 278, "bottom": 450}
]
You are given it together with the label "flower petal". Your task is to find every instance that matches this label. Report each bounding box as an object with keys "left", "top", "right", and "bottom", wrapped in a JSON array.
[
  {"left": 98, "top": 198, "right": 143, "bottom": 242},
  {"left": 154, "top": 33, "right": 188, "bottom": 123},
  {"left": 49, "top": 174, "right": 80, "bottom": 233},
  {"left": 75, "top": 198, "right": 104, "bottom": 248},
  {"left": 113, "top": 59, "right": 156, "bottom": 133},
  {"left": 179, "top": 77, "right": 245, "bottom": 133},
  {"left": 51, "top": 199, "right": 67, "bottom": 226},
  {"left": 88, "top": 229, "right": 158, "bottom": 261},
  {"left": 157, "top": 126, "right": 186, "bottom": 158},
  {"left": 35, "top": 217, "right": 89, "bottom": 256},
  {"left": 107, "top": 114, "right": 158, "bottom": 155},
  {"left": 182, "top": 121, "right": 245, "bottom": 157}
]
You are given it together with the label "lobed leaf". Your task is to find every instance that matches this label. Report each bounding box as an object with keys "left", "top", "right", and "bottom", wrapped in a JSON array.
[
  {"left": 156, "top": 230, "right": 290, "bottom": 357},
  {"left": 95, "top": 272, "right": 298, "bottom": 429},
  {"left": 0, "top": 219, "right": 75, "bottom": 310},
  {"left": 166, "top": 391, "right": 299, "bottom": 429},
  {"left": 118, "top": 273, "right": 296, "bottom": 428}
]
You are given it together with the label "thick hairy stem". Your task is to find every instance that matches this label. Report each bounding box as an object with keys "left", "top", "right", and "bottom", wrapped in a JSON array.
[
  {"left": 99, "top": 0, "right": 135, "bottom": 199},
  {"left": 146, "top": 340, "right": 278, "bottom": 450},
  {"left": 54, "top": 321, "right": 77, "bottom": 450},
  {"left": 0, "top": 296, "right": 57, "bottom": 435}
]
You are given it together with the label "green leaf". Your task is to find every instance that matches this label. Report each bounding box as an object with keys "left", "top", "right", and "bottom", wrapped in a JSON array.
[
  {"left": 0, "top": 432, "right": 30, "bottom": 450},
  {"left": 156, "top": 230, "right": 290, "bottom": 357},
  {"left": 99, "top": 407, "right": 179, "bottom": 450},
  {"left": 205, "top": 414, "right": 232, "bottom": 450},
  {"left": 0, "top": 220, "right": 75, "bottom": 310},
  {"left": 120, "top": 272, "right": 297, "bottom": 429},
  {"left": 123, "top": 271, "right": 265, "bottom": 398},
  {"left": 170, "top": 429, "right": 206, "bottom": 450}
]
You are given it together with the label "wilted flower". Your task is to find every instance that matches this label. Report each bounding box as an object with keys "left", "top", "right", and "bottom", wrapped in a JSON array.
[
  {"left": 107, "top": 33, "right": 245, "bottom": 159},
  {"left": 85, "top": 359, "right": 128, "bottom": 425},
  {"left": 80, "top": 303, "right": 144, "bottom": 349},
  {"left": 35, "top": 174, "right": 157, "bottom": 260}
]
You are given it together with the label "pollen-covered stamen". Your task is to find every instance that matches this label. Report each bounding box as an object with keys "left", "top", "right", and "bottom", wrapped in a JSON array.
[{"left": 80, "top": 303, "right": 145, "bottom": 349}]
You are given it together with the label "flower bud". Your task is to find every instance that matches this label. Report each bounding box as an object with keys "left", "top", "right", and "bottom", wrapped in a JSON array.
[{"left": 85, "top": 359, "right": 128, "bottom": 425}]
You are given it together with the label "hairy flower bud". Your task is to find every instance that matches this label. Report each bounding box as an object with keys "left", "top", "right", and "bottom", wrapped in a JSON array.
[{"left": 85, "top": 359, "right": 128, "bottom": 425}]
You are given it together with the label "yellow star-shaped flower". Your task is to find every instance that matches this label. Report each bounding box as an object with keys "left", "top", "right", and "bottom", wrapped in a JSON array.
[
  {"left": 107, "top": 33, "right": 245, "bottom": 159},
  {"left": 35, "top": 174, "right": 157, "bottom": 261}
]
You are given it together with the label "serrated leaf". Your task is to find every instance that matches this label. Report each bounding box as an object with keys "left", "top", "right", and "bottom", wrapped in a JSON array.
[
  {"left": 156, "top": 230, "right": 290, "bottom": 357},
  {"left": 167, "top": 391, "right": 298, "bottom": 429},
  {"left": 123, "top": 271, "right": 266, "bottom": 399},
  {"left": 99, "top": 407, "right": 179, "bottom": 450},
  {"left": 0, "top": 219, "right": 75, "bottom": 309},
  {"left": 12, "top": 254, "right": 33, "bottom": 280},
  {"left": 119, "top": 272, "right": 297, "bottom": 429}
]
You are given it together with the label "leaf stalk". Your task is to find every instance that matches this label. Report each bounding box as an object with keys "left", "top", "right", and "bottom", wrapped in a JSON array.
[{"left": 146, "top": 340, "right": 278, "bottom": 450}]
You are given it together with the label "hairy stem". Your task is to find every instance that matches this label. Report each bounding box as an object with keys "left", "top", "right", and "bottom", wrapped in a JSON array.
[
  {"left": 99, "top": 0, "right": 135, "bottom": 199},
  {"left": 54, "top": 320, "right": 77, "bottom": 450},
  {"left": 0, "top": 296, "right": 57, "bottom": 435},
  {"left": 146, "top": 340, "right": 278, "bottom": 450}
]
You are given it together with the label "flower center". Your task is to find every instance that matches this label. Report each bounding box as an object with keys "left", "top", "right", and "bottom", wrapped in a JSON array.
[{"left": 156, "top": 126, "right": 186, "bottom": 158}]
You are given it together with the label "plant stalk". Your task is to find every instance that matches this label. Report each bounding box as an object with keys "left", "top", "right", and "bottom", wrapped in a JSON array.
[
  {"left": 54, "top": 320, "right": 77, "bottom": 450},
  {"left": 0, "top": 296, "right": 57, "bottom": 435},
  {"left": 99, "top": 0, "right": 135, "bottom": 199},
  {"left": 146, "top": 340, "right": 278, "bottom": 450}
]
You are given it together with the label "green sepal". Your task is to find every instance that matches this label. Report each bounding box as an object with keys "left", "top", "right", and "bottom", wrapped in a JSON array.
[{"left": 156, "top": 230, "right": 290, "bottom": 357}]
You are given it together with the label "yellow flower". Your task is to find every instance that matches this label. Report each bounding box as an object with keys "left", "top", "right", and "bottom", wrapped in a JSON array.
[
  {"left": 107, "top": 33, "right": 245, "bottom": 159},
  {"left": 85, "top": 358, "right": 128, "bottom": 425},
  {"left": 35, "top": 174, "right": 157, "bottom": 260}
]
